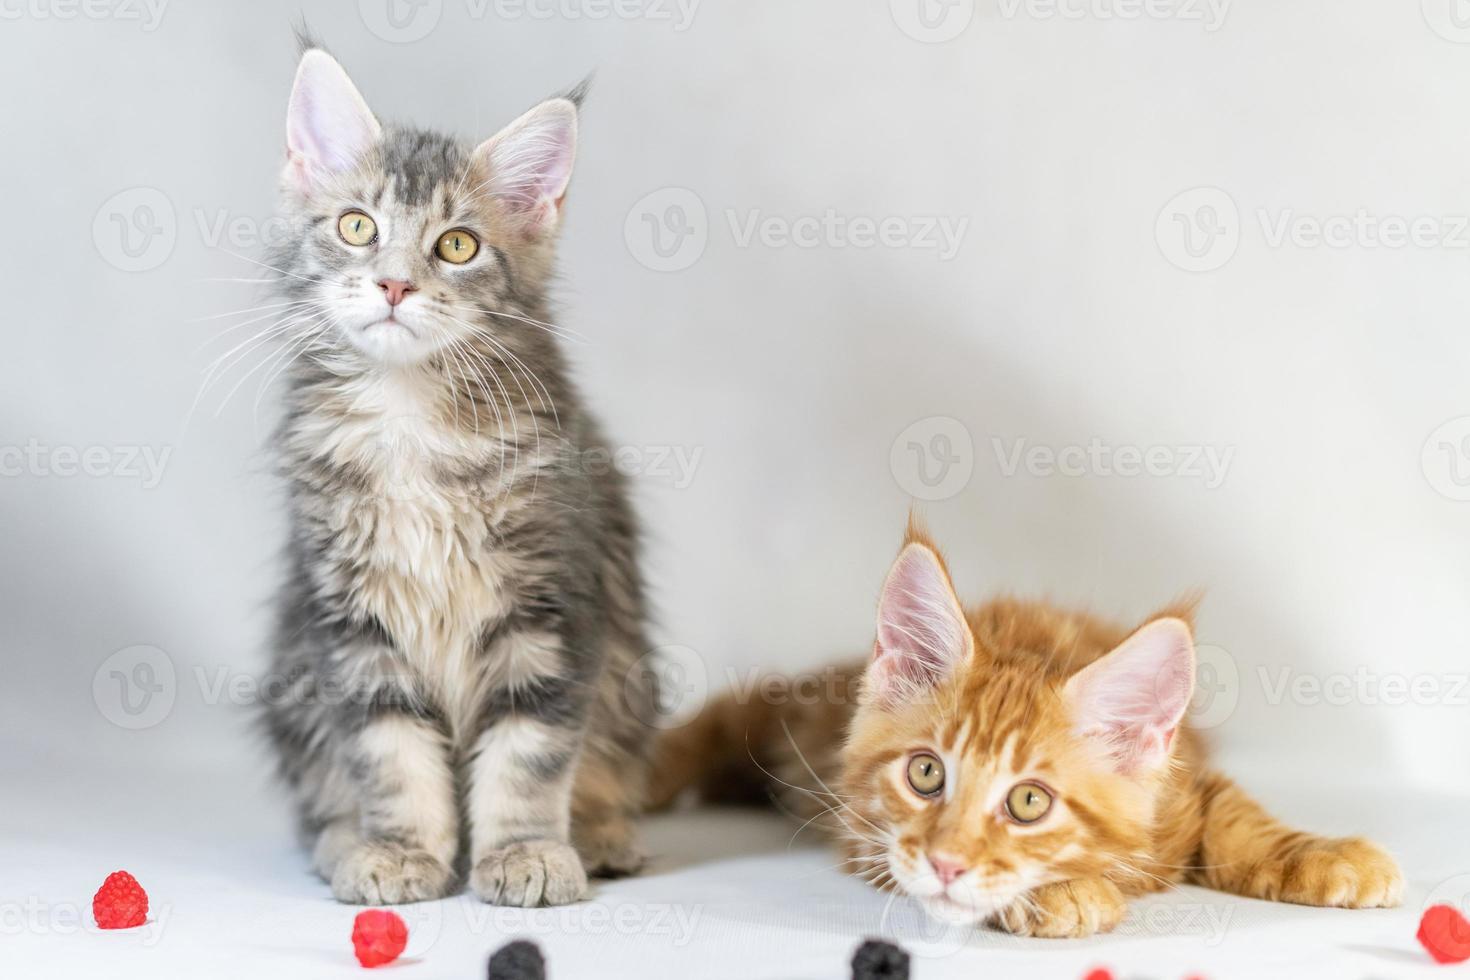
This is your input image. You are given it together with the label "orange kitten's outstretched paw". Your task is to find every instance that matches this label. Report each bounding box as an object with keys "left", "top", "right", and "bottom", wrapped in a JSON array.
[
  {"left": 996, "top": 877, "right": 1127, "bottom": 938},
  {"left": 1251, "top": 837, "right": 1404, "bottom": 909}
]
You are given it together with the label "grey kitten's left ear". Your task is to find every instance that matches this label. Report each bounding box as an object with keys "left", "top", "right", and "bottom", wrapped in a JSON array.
[
  {"left": 284, "top": 49, "right": 381, "bottom": 193},
  {"left": 473, "top": 97, "right": 579, "bottom": 234}
]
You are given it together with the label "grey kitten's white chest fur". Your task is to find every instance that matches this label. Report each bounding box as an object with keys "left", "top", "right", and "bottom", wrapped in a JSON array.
[{"left": 286, "top": 371, "right": 532, "bottom": 729}]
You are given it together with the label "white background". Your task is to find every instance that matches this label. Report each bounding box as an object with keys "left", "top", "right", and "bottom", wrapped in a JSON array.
[{"left": 2, "top": 2, "right": 1469, "bottom": 976}]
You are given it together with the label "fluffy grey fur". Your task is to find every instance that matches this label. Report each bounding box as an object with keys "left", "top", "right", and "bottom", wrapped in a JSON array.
[{"left": 258, "top": 46, "right": 656, "bottom": 907}]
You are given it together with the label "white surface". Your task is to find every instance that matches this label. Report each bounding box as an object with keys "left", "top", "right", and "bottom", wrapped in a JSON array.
[{"left": 5, "top": 744, "right": 1468, "bottom": 979}]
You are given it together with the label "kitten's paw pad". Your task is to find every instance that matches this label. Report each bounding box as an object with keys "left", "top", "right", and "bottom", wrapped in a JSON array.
[
  {"left": 472, "top": 840, "right": 588, "bottom": 907},
  {"left": 997, "top": 878, "right": 1127, "bottom": 939},
  {"left": 330, "top": 844, "right": 455, "bottom": 905},
  {"left": 1263, "top": 837, "right": 1404, "bottom": 909}
]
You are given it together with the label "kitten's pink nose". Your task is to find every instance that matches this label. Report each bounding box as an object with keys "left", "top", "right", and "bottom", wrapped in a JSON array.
[
  {"left": 929, "top": 854, "right": 967, "bottom": 887},
  {"left": 378, "top": 279, "right": 416, "bottom": 307}
]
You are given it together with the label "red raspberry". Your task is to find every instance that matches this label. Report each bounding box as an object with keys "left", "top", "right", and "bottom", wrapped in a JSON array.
[
  {"left": 351, "top": 909, "right": 408, "bottom": 968},
  {"left": 1419, "top": 904, "right": 1470, "bottom": 964},
  {"left": 92, "top": 871, "right": 149, "bottom": 930}
]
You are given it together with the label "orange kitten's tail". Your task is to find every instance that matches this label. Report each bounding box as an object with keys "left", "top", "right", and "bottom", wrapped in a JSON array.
[
  {"left": 646, "top": 688, "right": 779, "bottom": 810},
  {"left": 647, "top": 667, "right": 859, "bottom": 813}
]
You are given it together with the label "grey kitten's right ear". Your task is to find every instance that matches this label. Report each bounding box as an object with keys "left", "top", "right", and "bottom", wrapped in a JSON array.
[
  {"left": 471, "top": 97, "right": 579, "bottom": 236},
  {"left": 284, "top": 49, "right": 381, "bottom": 194}
]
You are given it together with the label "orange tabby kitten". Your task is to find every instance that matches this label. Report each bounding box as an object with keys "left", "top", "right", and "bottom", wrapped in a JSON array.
[{"left": 653, "top": 522, "right": 1403, "bottom": 937}]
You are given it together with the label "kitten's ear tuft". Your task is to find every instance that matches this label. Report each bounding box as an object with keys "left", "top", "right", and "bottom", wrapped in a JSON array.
[
  {"left": 284, "top": 49, "right": 381, "bottom": 193},
  {"left": 867, "top": 543, "right": 972, "bottom": 706},
  {"left": 473, "top": 97, "right": 578, "bottom": 235},
  {"left": 1065, "top": 617, "right": 1196, "bottom": 773}
]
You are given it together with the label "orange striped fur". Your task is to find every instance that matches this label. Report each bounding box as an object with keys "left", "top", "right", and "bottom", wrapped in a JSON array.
[{"left": 653, "top": 522, "right": 1402, "bottom": 937}]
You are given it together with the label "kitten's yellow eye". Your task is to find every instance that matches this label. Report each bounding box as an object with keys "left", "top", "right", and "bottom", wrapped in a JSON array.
[
  {"left": 337, "top": 211, "right": 377, "bottom": 246},
  {"left": 435, "top": 228, "right": 479, "bottom": 264},
  {"left": 1005, "top": 781, "right": 1053, "bottom": 824},
  {"left": 906, "top": 753, "right": 945, "bottom": 797}
]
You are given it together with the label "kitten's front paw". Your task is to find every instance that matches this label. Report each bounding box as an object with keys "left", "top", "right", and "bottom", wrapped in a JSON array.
[
  {"left": 1256, "top": 837, "right": 1403, "bottom": 909},
  {"left": 575, "top": 823, "right": 646, "bottom": 879},
  {"left": 472, "top": 839, "right": 588, "bottom": 906},
  {"left": 996, "top": 877, "right": 1127, "bottom": 938},
  {"left": 330, "top": 843, "right": 455, "bottom": 905}
]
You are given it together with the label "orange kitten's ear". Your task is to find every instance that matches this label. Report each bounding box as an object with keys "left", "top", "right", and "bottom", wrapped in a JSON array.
[
  {"left": 1064, "top": 617, "right": 1195, "bottom": 774},
  {"left": 867, "top": 543, "right": 973, "bottom": 705}
]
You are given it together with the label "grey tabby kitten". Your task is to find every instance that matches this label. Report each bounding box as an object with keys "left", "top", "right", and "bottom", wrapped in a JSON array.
[{"left": 260, "top": 46, "right": 656, "bottom": 908}]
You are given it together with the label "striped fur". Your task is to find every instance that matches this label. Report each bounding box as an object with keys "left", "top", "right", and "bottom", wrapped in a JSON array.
[
  {"left": 653, "top": 522, "right": 1402, "bottom": 936},
  {"left": 259, "top": 47, "right": 655, "bottom": 907}
]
